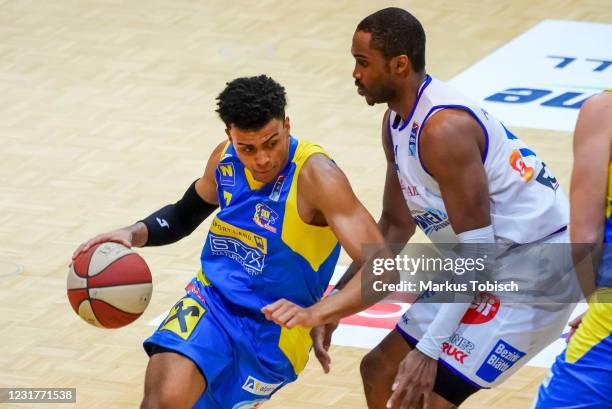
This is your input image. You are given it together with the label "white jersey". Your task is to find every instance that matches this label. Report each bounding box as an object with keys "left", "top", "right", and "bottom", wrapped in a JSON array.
[{"left": 388, "top": 75, "right": 568, "bottom": 244}]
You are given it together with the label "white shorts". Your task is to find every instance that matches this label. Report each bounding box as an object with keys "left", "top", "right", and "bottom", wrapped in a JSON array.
[{"left": 396, "top": 230, "right": 577, "bottom": 389}]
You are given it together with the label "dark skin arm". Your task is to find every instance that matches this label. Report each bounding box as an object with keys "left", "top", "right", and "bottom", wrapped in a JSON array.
[
  {"left": 72, "top": 142, "right": 224, "bottom": 259},
  {"left": 387, "top": 108, "right": 491, "bottom": 409}
]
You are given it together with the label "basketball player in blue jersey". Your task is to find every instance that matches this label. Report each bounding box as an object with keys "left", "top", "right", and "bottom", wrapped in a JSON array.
[
  {"left": 72, "top": 75, "right": 389, "bottom": 409},
  {"left": 533, "top": 91, "right": 612, "bottom": 408},
  {"left": 264, "top": 8, "right": 575, "bottom": 409}
]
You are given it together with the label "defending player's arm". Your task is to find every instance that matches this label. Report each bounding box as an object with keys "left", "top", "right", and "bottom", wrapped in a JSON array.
[
  {"left": 334, "top": 110, "right": 416, "bottom": 291},
  {"left": 72, "top": 142, "right": 225, "bottom": 259},
  {"left": 409, "top": 109, "right": 492, "bottom": 358},
  {"left": 570, "top": 92, "right": 612, "bottom": 299},
  {"left": 386, "top": 109, "right": 493, "bottom": 408},
  {"left": 262, "top": 153, "right": 398, "bottom": 326}
]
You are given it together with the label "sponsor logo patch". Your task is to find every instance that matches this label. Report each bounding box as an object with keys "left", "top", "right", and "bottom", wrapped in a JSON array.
[
  {"left": 269, "top": 175, "right": 286, "bottom": 202},
  {"left": 442, "top": 334, "right": 475, "bottom": 364},
  {"left": 408, "top": 122, "right": 419, "bottom": 156},
  {"left": 209, "top": 218, "right": 267, "bottom": 275},
  {"left": 461, "top": 292, "right": 500, "bottom": 325},
  {"left": 242, "top": 376, "right": 282, "bottom": 396},
  {"left": 160, "top": 297, "right": 205, "bottom": 340},
  {"left": 218, "top": 163, "right": 235, "bottom": 186},
  {"left": 253, "top": 203, "right": 278, "bottom": 233},
  {"left": 411, "top": 208, "right": 450, "bottom": 236},
  {"left": 476, "top": 340, "right": 526, "bottom": 382}
]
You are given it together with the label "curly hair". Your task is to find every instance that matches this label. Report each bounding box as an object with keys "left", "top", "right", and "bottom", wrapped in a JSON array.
[
  {"left": 215, "top": 75, "right": 287, "bottom": 130},
  {"left": 357, "top": 7, "right": 426, "bottom": 73}
]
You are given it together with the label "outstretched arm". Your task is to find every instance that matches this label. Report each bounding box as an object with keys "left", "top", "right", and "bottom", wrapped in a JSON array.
[
  {"left": 387, "top": 109, "right": 491, "bottom": 409},
  {"left": 262, "top": 150, "right": 397, "bottom": 327}
]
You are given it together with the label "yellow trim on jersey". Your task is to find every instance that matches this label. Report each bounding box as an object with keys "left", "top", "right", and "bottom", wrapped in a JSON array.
[
  {"left": 244, "top": 167, "right": 266, "bottom": 190},
  {"left": 196, "top": 268, "right": 212, "bottom": 286},
  {"left": 278, "top": 326, "right": 312, "bottom": 375},
  {"left": 281, "top": 141, "right": 339, "bottom": 271},
  {"left": 219, "top": 141, "right": 231, "bottom": 160},
  {"left": 565, "top": 288, "right": 612, "bottom": 363},
  {"left": 209, "top": 217, "right": 268, "bottom": 254}
]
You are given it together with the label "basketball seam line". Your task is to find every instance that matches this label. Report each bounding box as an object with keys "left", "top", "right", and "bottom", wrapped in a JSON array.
[
  {"left": 89, "top": 298, "right": 142, "bottom": 318},
  {"left": 86, "top": 250, "right": 140, "bottom": 278}
]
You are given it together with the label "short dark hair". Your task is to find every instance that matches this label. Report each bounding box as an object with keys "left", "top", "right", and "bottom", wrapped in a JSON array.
[
  {"left": 357, "top": 7, "right": 426, "bottom": 72},
  {"left": 215, "top": 75, "right": 287, "bottom": 130}
]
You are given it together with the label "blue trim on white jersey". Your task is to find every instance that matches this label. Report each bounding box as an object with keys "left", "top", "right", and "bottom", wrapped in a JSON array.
[
  {"left": 398, "top": 75, "right": 433, "bottom": 131},
  {"left": 416, "top": 104, "right": 490, "bottom": 176}
]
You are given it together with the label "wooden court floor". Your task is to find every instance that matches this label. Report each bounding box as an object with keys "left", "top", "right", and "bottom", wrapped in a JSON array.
[{"left": 1, "top": 0, "right": 610, "bottom": 408}]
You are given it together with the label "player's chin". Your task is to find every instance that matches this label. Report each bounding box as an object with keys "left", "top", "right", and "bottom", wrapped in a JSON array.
[{"left": 364, "top": 95, "right": 377, "bottom": 106}]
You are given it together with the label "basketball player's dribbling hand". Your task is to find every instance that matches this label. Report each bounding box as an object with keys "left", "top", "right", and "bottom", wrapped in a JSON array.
[
  {"left": 71, "top": 229, "right": 134, "bottom": 261},
  {"left": 386, "top": 348, "right": 437, "bottom": 409},
  {"left": 311, "top": 321, "right": 338, "bottom": 373}
]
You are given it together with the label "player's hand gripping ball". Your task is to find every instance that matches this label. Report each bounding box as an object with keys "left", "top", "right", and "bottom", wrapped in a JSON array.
[{"left": 67, "top": 242, "right": 152, "bottom": 328}]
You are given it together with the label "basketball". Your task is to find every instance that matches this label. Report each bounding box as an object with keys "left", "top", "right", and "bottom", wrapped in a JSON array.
[{"left": 67, "top": 242, "right": 153, "bottom": 328}]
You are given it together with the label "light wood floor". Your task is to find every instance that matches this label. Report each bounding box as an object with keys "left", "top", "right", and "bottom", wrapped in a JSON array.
[{"left": 1, "top": 1, "right": 610, "bottom": 408}]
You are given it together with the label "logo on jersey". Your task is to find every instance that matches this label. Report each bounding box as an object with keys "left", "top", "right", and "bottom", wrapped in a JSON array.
[
  {"left": 408, "top": 122, "right": 419, "bottom": 156},
  {"left": 509, "top": 149, "right": 534, "bottom": 182},
  {"left": 160, "top": 297, "right": 205, "bottom": 340},
  {"left": 253, "top": 203, "right": 278, "bottom": 233},
  {"left": 461, "top": 292, "right": 500, "bottom": 325},
  {"left": 223, "top": 191, "right": 232, "bottom": 207},
  {"left": 218, "top": 163, "right": 235, "bottom": 186},
  {"left": 411, "top": 208, "right": 450, "bottom": 236},
  {"left": 269, "top": 175, "right": 286, "bottom": 202},
  {"left": 442, "top": 334, "right": 475, "bottom": 364},
  {"left": 209, "top": 218, "right": 267, "bottom": 275},
  {"left": 536, "top": 162, "right": 559, "bottom": 191},
  {"left": 476, "top": 340, "right": 526, "bottom": 383},
  {"left": 242, "top": 376, "right": 282, "bottom": 396}
]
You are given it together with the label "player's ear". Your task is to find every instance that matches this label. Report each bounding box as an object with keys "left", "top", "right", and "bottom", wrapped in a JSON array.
[
  {"left": 394, "top": 55, "right": 410, "bottom": 76},
  {"left": 225, "top": 127, "right": 232, "bottom": 142},
  {"left": 283, "top": 117, "right": 291, "bottom": 135}
]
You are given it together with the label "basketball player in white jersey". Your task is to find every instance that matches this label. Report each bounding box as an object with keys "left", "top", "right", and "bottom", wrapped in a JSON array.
[{"left": 263, "top": 7, "right": 575, "bottom": 409}]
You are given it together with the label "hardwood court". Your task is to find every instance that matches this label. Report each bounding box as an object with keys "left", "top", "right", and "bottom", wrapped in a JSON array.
[{"left": 0, "top": 1, "right": 610, "bottom": 408}]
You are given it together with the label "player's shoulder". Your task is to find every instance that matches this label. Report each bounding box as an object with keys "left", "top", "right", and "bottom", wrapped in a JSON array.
[
  {"left": 297, "top": 144, "right": 342, "bottom": 191},
  {"left": 421, "top": 108, "right": 482, "bottom": 151}
]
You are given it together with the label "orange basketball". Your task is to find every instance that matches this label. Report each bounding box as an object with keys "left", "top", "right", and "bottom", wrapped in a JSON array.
[{"left": 67, "top": 242, "right": 152, "bottom": 328}]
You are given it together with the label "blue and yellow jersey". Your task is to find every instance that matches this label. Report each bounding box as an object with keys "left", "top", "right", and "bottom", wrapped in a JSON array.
[
  {"left": 600, "top": 162, "right": 612, "bottom": 287},
  {"left": 200, "top": 136, "right": 341, "bottom": 312},
  {"left": 534, "top": 93, "right": 612, "bottom": 409}
]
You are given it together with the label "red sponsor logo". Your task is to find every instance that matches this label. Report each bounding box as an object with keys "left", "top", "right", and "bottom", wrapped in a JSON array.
[
  {"left": 185, "top": 282, "right": 206, "bottom": 304},
  {"left": 442, "top": 342, "right": 469, "bottom": 364},
  {"left": 461, "top": 292, "right": 500, "bottom": 325}
]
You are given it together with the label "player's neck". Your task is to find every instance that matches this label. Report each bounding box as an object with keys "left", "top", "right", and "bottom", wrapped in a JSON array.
[{"left": 388, "top": 71, "right": 427, "bottom": 120}]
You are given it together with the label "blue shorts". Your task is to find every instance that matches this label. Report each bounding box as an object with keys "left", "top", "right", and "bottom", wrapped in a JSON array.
[
  {"left": 144, "top": 277, "right": 313, "bottom": 409},
  {"left": 534, "top": 290, "right": 612, "bottom": 409}
]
